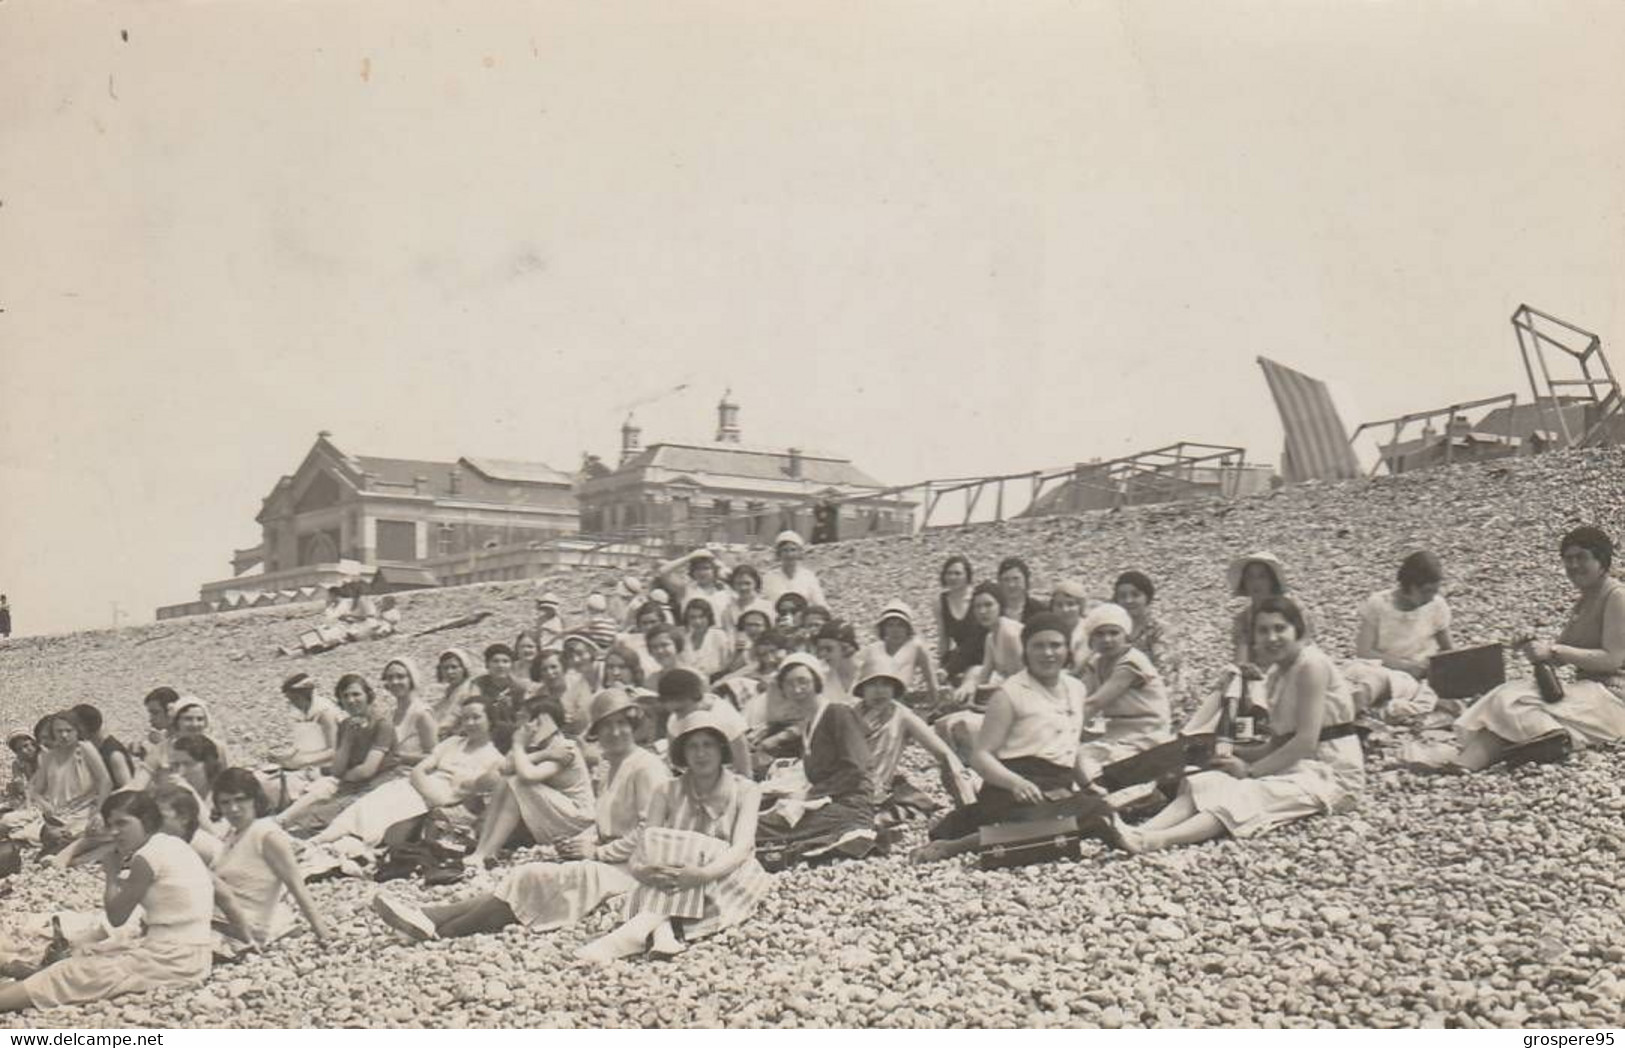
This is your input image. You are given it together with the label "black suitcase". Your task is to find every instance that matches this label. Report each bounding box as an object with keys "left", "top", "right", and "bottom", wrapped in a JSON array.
[{"left": 976, "top": 814, "right": 1083, "bottom": 870}]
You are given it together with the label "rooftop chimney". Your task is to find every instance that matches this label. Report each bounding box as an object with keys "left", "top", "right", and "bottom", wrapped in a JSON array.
[
  {"left": 413, "top": 474, "right": 429, "bottom": 496},
  {"left": 449, "top": 466, "right": 462, "bottom": 496},
  {"left": 787, "top": 447, "right": 803, "bottom": 478},
  {"left": 620, "top": 414, "right": 643, "bottom": 466},
  {"left": 716, "top": 389, "right": 741, "bottom": 444}
]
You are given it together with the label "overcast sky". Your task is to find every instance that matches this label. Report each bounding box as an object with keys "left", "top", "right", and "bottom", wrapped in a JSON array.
[{"left": 2, "top": 1, "right": 1622, "bottom": 636}]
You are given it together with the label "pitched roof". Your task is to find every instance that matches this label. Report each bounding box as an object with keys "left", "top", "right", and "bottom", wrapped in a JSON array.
[
  {"left": 616, "top": 441, "right": 886, "bottom": 489},
  {"left": 461, "top": 457, "right": 575, "bottom": 487}
]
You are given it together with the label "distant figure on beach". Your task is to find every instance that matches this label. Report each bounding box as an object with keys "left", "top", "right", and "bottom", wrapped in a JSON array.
[{"left": 0, "top": 594, "right": 11, "bottom": 639}]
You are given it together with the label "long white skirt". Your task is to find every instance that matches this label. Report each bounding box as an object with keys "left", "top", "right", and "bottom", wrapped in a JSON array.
[
  {"left": 319, "top": 778, "right": 427, "bottom": 845},
  {"left": 1186, "top": 739, "right": 1362, "bottom": 839},
  {"left": 1455, "top": 679, "right": 1625, "bottom": 748},
  {"left": 22, "top": 935, "right": 210, "bottom": 1009},
  {"left": 494, "top": 860, "right": 634, "bottom": 930}
]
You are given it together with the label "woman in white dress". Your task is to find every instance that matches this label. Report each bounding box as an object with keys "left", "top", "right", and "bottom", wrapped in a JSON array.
[
  {"left": 256, "top": 673, "right": 342, "bottom": 811},
  {"left": 210, "top": 768, "right": 332, "bottom": 948},
  {"left": 32, "top": 711, "right": 112, "bottom": 840},
  {"left": 683, "top": 599, "right": 734, "bottom": 683},
  {"left": 1110, "top": 597, "right": 1363, "bottom": 853},
  {"left": 1345, "top": 550, "right": 1454, "bottom": 718},
  {"left": 380, "top": 657, "right": 439, "bottom": 767},
  {"left": 370, "top": 688, "right": 667, "bottom": 941},
  {"left": 466, "top": 697, "right": 595, "bottom": 868},
  {"left": 0, "top": 792, "right": 213, "bottom": 1013},
  {"left": 1073, "top": 603, "right": 1174, "bottom": 784}
]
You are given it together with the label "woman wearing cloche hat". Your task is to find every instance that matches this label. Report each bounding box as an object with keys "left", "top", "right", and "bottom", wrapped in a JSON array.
[{"left": 371, "top": 687, "right": 667, "bottom": 943}]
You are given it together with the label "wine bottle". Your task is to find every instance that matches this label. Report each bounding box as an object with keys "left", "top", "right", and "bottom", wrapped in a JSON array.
[
  {"left": 1214, "top": 679, "right": 1237, "bottom": 759},
  {"left": 1531, "top": 660, "right": 1564, "bottom": 704},
  {"left": 42, "top": 915, "right": 71, "bottom": 966}
]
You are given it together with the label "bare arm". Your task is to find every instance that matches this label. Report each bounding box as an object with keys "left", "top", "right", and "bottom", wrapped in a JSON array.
[
  {"left": 1552, "top": 589, "right": 1625, "bottom": 674},
  {"left": 1242, "top": 658, "right": 1329, "bottom": 779},
  {"left": 412, "top": 710, "right": 438, "bottom": 760},
  {"left": 263, "top": 828, "right": 332, "bottom": 942},
  {"left": 341, "top": 744, "right": 390, "bottom": 783},
  {"left": 212, "top": 875, "right": 260, "bottom": 947},
  {"left": 1082, "top": 661, "right": 1144, "bottom": 720},
  {"left": 728, "top": 734, "right": 753, "bottom": 774},
  {"left": 900, "top": 708, "right": 963, "bottom": 773},
  {"left": 913, "top": 643, "right": 943, "bottom": 706},
  {"left": 509, "top": 742, "right": 570, "bottom": 785},
  {"left": 1352, "top": 605, "right": 1381, "bottom": 662},
  {"left": 79, "top": 743, "right": 112, "bottom": 810},
  {"left": 103, "top": 855, "right": 155, "bottom": 928},
  {"left": 106, "top": 750, "right": 135, "bottom": 789},
  {"left": 968, "top": 692, "right": 1037, "bottom": 798}
]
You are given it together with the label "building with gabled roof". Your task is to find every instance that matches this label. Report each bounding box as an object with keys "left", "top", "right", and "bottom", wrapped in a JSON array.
[
  {"left": 578, "top": 392, "right": 915, "bottom": 545},
  {"left": 157, "top": 433, "right": 587, "bottom": 618}
]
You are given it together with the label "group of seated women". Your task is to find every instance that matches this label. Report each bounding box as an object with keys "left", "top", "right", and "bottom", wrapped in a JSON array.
[{"left": 3, "top": 524, "right": 1623, "bottom": 1014}]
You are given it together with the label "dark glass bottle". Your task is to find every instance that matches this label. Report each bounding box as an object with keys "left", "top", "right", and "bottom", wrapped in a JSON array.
[{"left": 1531, "top": 660, "right": 1565, "bottom": 704}]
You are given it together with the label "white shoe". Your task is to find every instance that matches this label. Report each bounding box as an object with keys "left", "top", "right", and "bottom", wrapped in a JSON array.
[
  {"left": 371, "top": 893, "right": 438, "bottom": 942},
  {"left": 648, "top": 920, "right": 685, "bottom": 960},
  {"left": 576, "top": 912, "right": 662, "bottom": 964}
]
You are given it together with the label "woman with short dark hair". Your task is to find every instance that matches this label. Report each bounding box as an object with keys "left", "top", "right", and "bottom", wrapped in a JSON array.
[
  {"left": 274, "top": 673, "right": 399, "bottom": 833},
  {"left": 212, "top": 767, "right": 333, "bottom": 947},
  {"left": 934, "top": 555, "right": 986, "bottom": 685},
  {"left": 70, "top": 705, "right": 133, "bottom": 789},
  {"left": 0, "top": 792, "right": 214, "bottom": 1013},
  {"left": 1108, "top": 596, "right": 1363, "bottom": 853},
  {"left": 1345, "top": 551, "right": 1456, "bottom": 719},
  {"left": 914, "top": 614, "right": 1102, "bottom": 864},
  {"left": 1113, "top": 570, "right": 1178, "bottom": 680},
  {"left": 1452, "top": 526, "right": 1625, "bottom": 770},
  {"left": 997, "top": 557, "right": 1049, "bottom": 623},
  {"left": 682, "top": 598, "right": 733, "bottom": 682}
]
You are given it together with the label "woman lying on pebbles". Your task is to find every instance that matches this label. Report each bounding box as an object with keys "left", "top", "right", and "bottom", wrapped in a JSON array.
[
  {"left": 371, "top": 688, "right": 666, "bottom": 942},
  {"left": 1107, "top": 597, "right": 1363, "bottom": 854}
]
